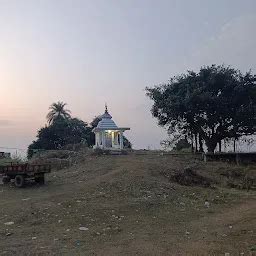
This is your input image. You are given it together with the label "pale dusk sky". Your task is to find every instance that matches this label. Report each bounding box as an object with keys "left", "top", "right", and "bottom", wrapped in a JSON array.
[{"left": 0, "top": 0, "right": 256, "bottom": 153}]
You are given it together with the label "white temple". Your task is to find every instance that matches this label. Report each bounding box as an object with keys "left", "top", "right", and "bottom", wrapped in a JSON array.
[{"left": 93, "top": 105, "right": 130, "bottom": 150}]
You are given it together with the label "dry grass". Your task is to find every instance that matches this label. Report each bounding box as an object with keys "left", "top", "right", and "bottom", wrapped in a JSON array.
[{"left": 0, "top": 153, "right": 255, "bottom": 255}]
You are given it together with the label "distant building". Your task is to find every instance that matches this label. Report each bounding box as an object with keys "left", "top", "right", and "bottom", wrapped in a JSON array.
[
  {"left": 93, "top": 105, "right": 130, "bottom": 150},
  {"left": 0, "top": 152, "right": 11, "bottom": 159}
]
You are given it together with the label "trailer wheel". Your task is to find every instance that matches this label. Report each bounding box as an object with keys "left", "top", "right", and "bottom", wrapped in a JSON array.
[
  {"left": 14, "top": 175, "right": 25, "bottom": 188},
  {"left": 2, "top": 176, "right": 11, "bottom": 184},
  {"left": 35, "top": 175, "right": 45, "bottom": 185}
]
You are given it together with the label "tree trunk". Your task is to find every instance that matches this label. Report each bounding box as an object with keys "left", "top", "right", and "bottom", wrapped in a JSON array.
[
  {"left": 199, "top": 134, "right": 204, "bottom": 152},
  {"left": 191, "top": 135, "right": 194, "bottom": 153},
  {"left": 206, "top": 140, "right": 217, "bottom": 153},
  {"left": 218, "top": 141, "right": 222, "bottom": 152},
  {"left": 195, "top": 133, "right": 198, "bottom": 152},
  {"left": 233, "top": 139, "right": 236, "bottom": 152}
]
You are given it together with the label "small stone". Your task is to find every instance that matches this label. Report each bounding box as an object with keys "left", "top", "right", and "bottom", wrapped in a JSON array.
[
  {"left": 22, "top": 198, "right": 31, "bottom": 201},
  {"left": 4, "top": 222, "right": 14, "bottom": 226},
  {"left": 32, "top": 237, "right": 37, "bottom": 240},
  {"left": 79, "top": 227, "right": 89, "bottom": 231},
  {"left": 204, "top": 201, "right": 210, "bottom": 208},
  {"left": 229, "top": 225, "right": 233, "bottom": 229},
  {"left": 225, "top": 253, "right": 230, "bottom": 256},
  {"left": 6, "top": 233, "right": 13, "bottom": 236}
]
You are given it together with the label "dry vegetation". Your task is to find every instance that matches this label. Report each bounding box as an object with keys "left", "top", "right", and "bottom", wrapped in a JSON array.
[{"left": 0, "top": 152, "right": 256, "bottom": 255}]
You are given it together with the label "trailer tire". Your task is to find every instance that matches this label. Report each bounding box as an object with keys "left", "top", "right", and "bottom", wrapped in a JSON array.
[{"left": 14, "top": 175, "right": 25, "bottom": 188}]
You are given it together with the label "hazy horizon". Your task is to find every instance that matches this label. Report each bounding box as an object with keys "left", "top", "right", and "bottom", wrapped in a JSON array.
[{"left": 0, "top": 0, "right": 256, "bottom": 154}]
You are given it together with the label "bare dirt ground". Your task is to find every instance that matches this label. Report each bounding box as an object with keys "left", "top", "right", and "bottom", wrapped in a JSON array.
[{"left": 0, "top": 154, "right": 255, "bottom": 256}]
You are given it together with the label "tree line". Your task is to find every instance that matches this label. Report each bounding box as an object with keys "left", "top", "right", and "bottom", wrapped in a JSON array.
[
  {"left": 28, "top": 102, "right": 131, "bottom": 158},
  {"left": 146, "top": 65, "right": 256, "bottom": 153}
]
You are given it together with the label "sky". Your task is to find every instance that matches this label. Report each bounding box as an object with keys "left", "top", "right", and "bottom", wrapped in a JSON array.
[{"left": 0, "top": 0, "right": 256, "bottom": 154}]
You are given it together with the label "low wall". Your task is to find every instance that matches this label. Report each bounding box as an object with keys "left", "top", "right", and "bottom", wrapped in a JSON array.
[{"left": 204, "top": 152, "right": 256, "bottom": 165}]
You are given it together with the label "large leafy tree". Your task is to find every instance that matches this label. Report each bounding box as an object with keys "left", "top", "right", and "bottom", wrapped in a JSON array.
[
  {"left": 146, "top": 65, "right": 256, "bottom": 152},
  {"left": 28, "top": 117, "right": 93, "bottom": 157},
  {"left": 46, "top": 101, "right": 71, "bottom": 124}
]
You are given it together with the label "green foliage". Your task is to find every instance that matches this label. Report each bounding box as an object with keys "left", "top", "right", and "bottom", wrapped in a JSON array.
[
  {"left": 92, "top": 148, "right": 110, "bottom": 156},
  {"left": 250, "top": 245, "right": 256, "bottom": 252},
  {"left": 173, "top": 138, "right": 191, "bottom": 151},
  {"left": 146, "top": 65, "right": 256, "bottom": 152},
  {"left": 28, "top": 117, "right": 93, "bottom": 158},
  {"left": 90, "top": 115, "right": 102, "bottom": 128}
]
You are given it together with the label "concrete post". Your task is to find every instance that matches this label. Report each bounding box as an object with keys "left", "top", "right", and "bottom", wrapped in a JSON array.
[{"left": 120, "top": 131, "right": 124, "bottom": 150}]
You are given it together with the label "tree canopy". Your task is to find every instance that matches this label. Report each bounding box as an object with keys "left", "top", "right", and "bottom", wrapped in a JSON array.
[
  {"left": 46, "top": 101, "right": 71, "bottom": 124},
  {"left": 28, "top": 117, "right": 93, "bottom": 157},
  {"left": 146, "top": 65, "right": 256, "bottom": 152}
]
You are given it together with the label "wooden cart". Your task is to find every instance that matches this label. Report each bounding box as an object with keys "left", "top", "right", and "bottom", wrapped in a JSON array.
[{"left": 0, "top": 163, "right": 51, "bottom": 188}]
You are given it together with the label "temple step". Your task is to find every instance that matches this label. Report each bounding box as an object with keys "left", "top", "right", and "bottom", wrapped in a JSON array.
[{"left": 109, "top": 150, "right": 123, "bottom": 155}]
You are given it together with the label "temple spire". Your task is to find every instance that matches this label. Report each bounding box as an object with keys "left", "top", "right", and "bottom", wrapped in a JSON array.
[{"left": 105, "top": 103, "right": 108, "bottom": 114}]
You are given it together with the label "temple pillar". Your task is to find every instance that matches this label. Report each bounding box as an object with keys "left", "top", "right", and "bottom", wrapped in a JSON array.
[
  {"left": 95, "top": 132, "right": 99, "bottom": 147},
  {"left": 115, "top": 132, "right": 118, "bottom": 145},
  {"left": 102, "top": 131, "right": 106, "bottom": 148},
  {"left": 111, "top": 132, "right": 115, "bottom": 147}
]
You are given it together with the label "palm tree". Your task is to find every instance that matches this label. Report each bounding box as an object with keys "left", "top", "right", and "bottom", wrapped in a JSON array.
[{"left": 46, "top": 101, "right": 71, "bottom": 124}]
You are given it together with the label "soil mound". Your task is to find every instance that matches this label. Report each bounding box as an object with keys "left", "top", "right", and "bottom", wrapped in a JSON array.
[{"left": 169, "top": 167, "right": 212, "bottom": 187}]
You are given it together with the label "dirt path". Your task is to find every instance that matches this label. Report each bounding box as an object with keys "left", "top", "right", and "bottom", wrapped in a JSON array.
[
  {"left": 177, "top": 199, "right": 256, "bottom": 255},
  {"left": 0, "top": 155, "right": 255, "bottom": 255}
]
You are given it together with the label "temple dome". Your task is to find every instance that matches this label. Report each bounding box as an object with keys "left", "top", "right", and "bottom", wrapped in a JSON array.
[
  {"left": 97, "top": 118, "right": 118, "bottom": 129},
  {"left": 96, "top": 105, "right": 118, "bottom": 129}
]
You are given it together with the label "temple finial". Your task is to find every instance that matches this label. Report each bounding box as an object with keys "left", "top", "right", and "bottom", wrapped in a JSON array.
[{"left": 105, "top": 103, "right": 108, "bottom": 113}]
